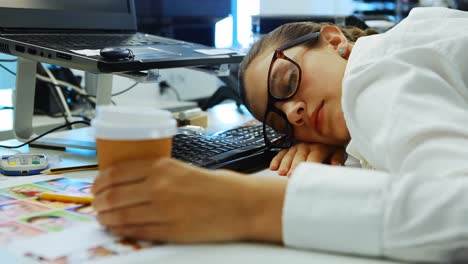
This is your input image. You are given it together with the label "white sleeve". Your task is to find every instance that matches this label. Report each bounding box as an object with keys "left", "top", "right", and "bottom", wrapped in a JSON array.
[
  {"left": 283, "top": 21, "right": 468, "bottom": 263},
  {"left": 283, "top": 161, "right": 468, "bottom": 263},
  {"left": 283, "top": 163, "right": 389, "bottom": 256}
]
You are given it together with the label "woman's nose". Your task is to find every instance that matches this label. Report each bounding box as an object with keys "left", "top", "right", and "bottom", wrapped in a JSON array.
[{"left": 282, "top": 101, "right": 306, "bottom": 126}]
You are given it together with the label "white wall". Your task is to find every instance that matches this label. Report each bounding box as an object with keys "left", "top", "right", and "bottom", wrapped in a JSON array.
[
  {"left": 259, "top": 0, "right": 354, "bottom": 16},
  {"left": 159, "top": 68, "right": 223, "bottom": 101}
]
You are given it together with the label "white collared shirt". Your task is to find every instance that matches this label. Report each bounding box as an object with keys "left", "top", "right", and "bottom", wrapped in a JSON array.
[{"left": 282, "top": 7, "right": 468, "bottom": 263}]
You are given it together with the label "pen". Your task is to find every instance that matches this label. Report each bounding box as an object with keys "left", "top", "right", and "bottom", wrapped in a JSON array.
[
  {"left": 38, "top": 192, "right": 94, "bottom": 204},
  {"left": 40, "top": 164, "right": 98, "bottom": 175}
]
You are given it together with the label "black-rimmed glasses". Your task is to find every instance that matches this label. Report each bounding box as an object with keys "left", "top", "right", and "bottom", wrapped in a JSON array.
[{"left": 263, "top": 32, "right": 320, "bottom": 149}]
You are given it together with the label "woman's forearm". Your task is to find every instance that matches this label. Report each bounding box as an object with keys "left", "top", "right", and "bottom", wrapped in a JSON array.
[{"left": 240, "top": 174, "right": 287, "bottom": 243}]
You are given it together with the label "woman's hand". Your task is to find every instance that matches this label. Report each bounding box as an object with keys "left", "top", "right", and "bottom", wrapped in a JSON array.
[
  {"left": 92, "top": 158, "right": 286, "bottom": 243},
  {"left": 269, "top": 143, "right": 347, "bottom": 176}
]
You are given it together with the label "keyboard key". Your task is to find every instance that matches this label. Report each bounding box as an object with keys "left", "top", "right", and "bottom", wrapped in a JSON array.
[{"left": 171, "top": 124, "right": 284, "bottom": 169}]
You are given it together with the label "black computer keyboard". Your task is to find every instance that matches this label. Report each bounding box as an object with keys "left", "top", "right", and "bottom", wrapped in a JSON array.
[{"left": 172, "top": 124, "right": 281, "bottom": 173}]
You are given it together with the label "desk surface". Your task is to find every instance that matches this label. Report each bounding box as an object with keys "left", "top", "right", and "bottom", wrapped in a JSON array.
[
  {"left": 0, "top": 145, "right": 402, "bottom": 264},
  {"left": 0, "top": 103, "right": 404, "bottom": 264}
]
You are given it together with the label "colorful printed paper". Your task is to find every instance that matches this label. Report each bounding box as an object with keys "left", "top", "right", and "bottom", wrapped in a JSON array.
[
  {"left": 0, "top": 178, "right": 94, "bottom": 244},
  {"left": 1, "top": 177, "right": 155, "bottom": 264}
]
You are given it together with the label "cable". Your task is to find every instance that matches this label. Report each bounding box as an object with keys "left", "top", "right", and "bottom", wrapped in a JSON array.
[
  {"left": 3, "top": 64, "right": 95, "bottom": 119},
  {"left": 0, "top": 66, "right": 95, "bottom": 105},
  {"left": 3, "top": 65, "right": 117, "bottom": 104},
  {"left": 159, "top": 81, "right": 181, "bottom": 101},
  {"left": 166, "top": 86, "right": 181, "bottom": 101},
  {"left": 73, "top": 114, "right": 91, "bottom": 123},
  {"left": 29, "top": 71, "right": 96, "bottom": 122},
  {"left": 0, "top": 59, "right": 17, "bottom": 62},
  {"left": 38, "top": 70, "right": 71, "bottom": 127},
  {"left": 110, "top": 82, "right": 139, "bottom": 97},
  {"left": 4, "top": 62, "right": 120, "bottom": 109},
  {"left": 36, "top": 74, "right": 97, "bottom": 104},
  {"left": 0, "top": 120, "right": 90, "bottom": 149},
  {"left": 34, "top": 109, "right": 92, "bottom": 122},
  {"left": 49, "top": 84, "right": 72, "bottom": 128},
  {"left": 0, "top": 64, "right": 16, "bottom": 76},
  {"left": 40, "top": 63, "right": 74, "bottom": 128},
  {"left": 85, "top": 82, "right": 139, "bottom": 98},
  {"left": 36, "top": 75, "right": 88, "bottom": 98}
]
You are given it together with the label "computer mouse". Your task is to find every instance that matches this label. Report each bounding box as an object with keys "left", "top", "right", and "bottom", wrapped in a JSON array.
[{"left": 99, "top": 47, "right": 134, "bottom": 61}]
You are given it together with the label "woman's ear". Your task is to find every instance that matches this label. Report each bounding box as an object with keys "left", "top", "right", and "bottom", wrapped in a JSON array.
[{"left": 320, "top": 25, "right": 349, "bottom": 58}]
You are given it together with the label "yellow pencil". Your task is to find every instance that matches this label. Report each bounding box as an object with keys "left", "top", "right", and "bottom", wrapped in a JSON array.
[
  {"left": 40, "top": 164, "right": 99, "bottom": 175},
  {"left": 38, "top": 192, "right": 94, "bottom": 204}
]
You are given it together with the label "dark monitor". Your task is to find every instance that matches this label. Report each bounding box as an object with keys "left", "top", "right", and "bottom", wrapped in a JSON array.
[
  {"left": 456, "top": 0, "right": 468, "bottom": 10},
  {"left": 135, "top": 0, "right": 231, "bottom": 46},
  {"left": 0, "top": 0, "right": 136, "bottom": 31},
  {"left": 252, "top": 15, "right": 370, "bottom": 36}
]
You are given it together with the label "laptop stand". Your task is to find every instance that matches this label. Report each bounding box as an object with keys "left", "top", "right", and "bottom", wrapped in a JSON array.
[
  {"left": 13, "top": 57, "right": 113, "bottom": 150},
  {"left": 12, "top": 58, "right": 222, "bottom": 150}
]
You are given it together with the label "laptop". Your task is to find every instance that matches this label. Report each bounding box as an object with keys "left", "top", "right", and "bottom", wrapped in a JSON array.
[{"left": 0, "top": 0, "right": 243, "bottom": 73}]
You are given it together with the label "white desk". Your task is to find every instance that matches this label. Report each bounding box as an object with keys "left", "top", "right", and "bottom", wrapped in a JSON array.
[
  {"left": 0, "top": 143, "right": 402, "bottom": 264},
  {"left": 0, "top": 102, "right": 404, "bottom": 264}
]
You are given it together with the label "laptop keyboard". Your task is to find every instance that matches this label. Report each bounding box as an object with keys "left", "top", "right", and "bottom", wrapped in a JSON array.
[
  {"left": 172, "top": 124, "right": 282, "bottom": 170},
  {"left": 7, "top": 33, "right": 181, "bottom": 50}
]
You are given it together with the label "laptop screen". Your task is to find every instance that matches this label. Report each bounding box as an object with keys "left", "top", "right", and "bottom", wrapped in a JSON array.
[{"left": 0, "top": 0, "right": 136, "bottom": 32}]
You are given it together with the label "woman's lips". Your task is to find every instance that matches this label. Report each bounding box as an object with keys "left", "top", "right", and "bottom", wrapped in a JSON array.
[{"left": 310, "top": 100, "right": 325, "bottom": 134}]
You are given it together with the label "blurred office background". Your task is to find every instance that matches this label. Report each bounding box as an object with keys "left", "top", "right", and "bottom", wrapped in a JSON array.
[
  {"left": 134, "top": 0, "right": 466, "bottom": 50},
  {"left": 1, "top": 0, "right": 467, "bottom": 113},
  {"left": 0, "top": 54, "right": 16, "bottom": 90},
  {"left": 130, "top": 0, "right": 466, "bottom": 103},
  {"left": 2, "top": 0, "right": 467, "bottom": 92}
]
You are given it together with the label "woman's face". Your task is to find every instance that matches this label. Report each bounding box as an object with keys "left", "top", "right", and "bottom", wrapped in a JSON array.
[{"left": 244, "top": 28, "right": 351, "bottom": 146}]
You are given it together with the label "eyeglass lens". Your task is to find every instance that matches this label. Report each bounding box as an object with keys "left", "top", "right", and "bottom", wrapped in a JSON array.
[
  {"left": 268, "top": 58, "right": 300, "bottom": 99},
  {"left": 264, "top": 111, "right": 294, "bottom": 148}
]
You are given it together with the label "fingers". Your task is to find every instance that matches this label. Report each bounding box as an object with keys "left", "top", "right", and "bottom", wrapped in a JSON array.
[
  {"left": 305, "top": 145, "right": 332, "bottom": 163},
  {"left": 330, "top": 148, "right": 347, "bottom": 166},
  {"left": 269, "top": 150, "right": 287, "bottom": 170},
  {"left": 92, "top": 158, "right": 170, "bottom": 195},
  {"left": 107, "top": 224, "right": 168, "bottom": 242},
  {"left": 270, "top": 143, "right": 335, "bottom": 176},
  {"left": 276, "top": 144, "right": 349, "bottom": 176},
  {"left": 288, "top": 145, "right": 310, "bottom": 176},
  {"left": 276, "top": 146, "right": 297, "bottom": 176},
  {"left": 93, "top": 181, "right": 151, "bottom": 212},
  {"left": 91, "top": 158, "right": 176, "bottom": 195},
  {"left": 97, "top": 202, "right": 160, "bottom": 227}
]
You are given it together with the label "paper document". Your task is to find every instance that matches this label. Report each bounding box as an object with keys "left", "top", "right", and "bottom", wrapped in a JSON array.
[
  {"left": 194, "top": 49, "right": 238, "bottom": 56},
  {"left": 0, "top": 177, "right": 157, "bottom": 264}
]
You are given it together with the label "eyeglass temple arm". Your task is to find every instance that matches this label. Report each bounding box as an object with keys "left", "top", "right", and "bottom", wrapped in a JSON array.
[{"left": 278, "top": 32, "right": 320, "bottom": 50}]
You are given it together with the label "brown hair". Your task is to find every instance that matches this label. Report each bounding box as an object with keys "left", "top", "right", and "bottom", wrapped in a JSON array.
[{"left": 238, "top": 22, "right": 378, "bottom": 112}]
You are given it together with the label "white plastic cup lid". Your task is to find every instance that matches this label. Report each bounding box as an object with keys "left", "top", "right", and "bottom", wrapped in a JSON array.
[{"left": 91, "top": 105, "right": 177, "bottom": 140}]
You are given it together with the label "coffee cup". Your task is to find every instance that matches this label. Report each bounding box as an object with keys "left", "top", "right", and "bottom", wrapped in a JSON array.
[{"left": 91, "top": 105, "right": 177, "bottom": 170}]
